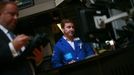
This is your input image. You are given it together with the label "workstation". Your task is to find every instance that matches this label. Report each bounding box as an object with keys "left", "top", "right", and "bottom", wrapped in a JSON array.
[
  {"left": 54, "top": 45, "right": 134, "bottom": 75},
  {"left": 35, "top": 0, "right": 134, "bottom": 75},
  {"left": 38, "top": 44, "right": 134, "bottom": 75},
  {"left": 0, "top": 0, "right": 134, "bottom": 75}
]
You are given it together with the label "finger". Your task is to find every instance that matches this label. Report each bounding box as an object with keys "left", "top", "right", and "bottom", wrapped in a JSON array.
[{"left": 17, "top": 34, "right": 30, "bottom": 40}]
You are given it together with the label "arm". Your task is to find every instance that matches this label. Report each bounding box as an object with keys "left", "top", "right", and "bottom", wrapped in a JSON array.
[
  {"left": 83, "top": 42, "right": 95, "bottom": 56},
  {"left": 51, "top": 46, "right": 63, "bottom": 68},
  {"left": 32, "top": 46, "right": 44, "bottom": 66},
  {"left": 0, "top": 34, "right": 30, "bottom": 64},
  {"left": 0, "top": 40, "right": 14, "bottom": 64}
]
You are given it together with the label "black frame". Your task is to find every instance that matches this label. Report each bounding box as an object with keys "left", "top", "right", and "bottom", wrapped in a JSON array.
[
  {"left": 77, "top": 8, "right": 114, "bottom": 42},
  {"left": 16, "top": 0, "right": 34, "bottom": 10}
]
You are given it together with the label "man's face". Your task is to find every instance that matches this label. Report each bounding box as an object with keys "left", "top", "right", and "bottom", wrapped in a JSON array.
[
  {"left": 0, "top": 3, "right": 18, "bottom": 31},
  {"left": 63, "top": 22, "right": 75, "bottom": 38}
]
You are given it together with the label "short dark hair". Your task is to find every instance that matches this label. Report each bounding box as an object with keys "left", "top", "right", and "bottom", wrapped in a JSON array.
[
  {"left": 61, "top": 19, "right": 75, "bottom": 28},
  {"left": 0, "top": 1, "right": 17, "bottom": 13}
]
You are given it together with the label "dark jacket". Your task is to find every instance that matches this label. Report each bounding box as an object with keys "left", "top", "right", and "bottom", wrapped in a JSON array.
[{"left": 0, "top": 29, "right": 34, "bottom": 75}]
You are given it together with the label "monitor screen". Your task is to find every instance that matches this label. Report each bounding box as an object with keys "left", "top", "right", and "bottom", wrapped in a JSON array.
[
  {"left": 76, "top": 8, "right": 114, "bottom": 42},
  {"left": 16, "top": 0, "right": 34, "bottom": 9}
]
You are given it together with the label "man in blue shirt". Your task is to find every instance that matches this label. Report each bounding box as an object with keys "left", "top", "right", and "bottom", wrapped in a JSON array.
[{"left": 51, "top": 19, "right": 95, "bottom": 68}]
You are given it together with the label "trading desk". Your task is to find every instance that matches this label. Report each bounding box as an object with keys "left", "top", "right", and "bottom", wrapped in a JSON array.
[{"left": 39, "top": 45, "right": 134, "bottom": 75}]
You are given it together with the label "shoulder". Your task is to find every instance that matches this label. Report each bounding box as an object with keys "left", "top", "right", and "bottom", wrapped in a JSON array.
[
  {"left": 74, "top": 37, "right": 80, "bottom": 41},
  {"left": 74, "top": 37, "right": 82, "bottom": 43},
  {"left": 0, "top": 29, "right": 7, "bottom": 39},
  {"left": 0, "top": 29, "right": 4, "bottom": 34},
  {"left": 54, "top": 37, "right": 65, "bottom": 47}
]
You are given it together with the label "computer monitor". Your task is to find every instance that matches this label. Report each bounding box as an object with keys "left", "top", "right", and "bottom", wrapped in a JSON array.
[{"left": 76, "top": 8, "right": 114, "bottom": 42}]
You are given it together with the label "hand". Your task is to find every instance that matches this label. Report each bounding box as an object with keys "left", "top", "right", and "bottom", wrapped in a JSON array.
[
  {"left": 32, "top": 48, "right": 44, "bottom": 64},
  {"left": 12, "top": 34, "right": 30, "bottom": 51},
  {"left": 68, "top": 60, "right": 76, "bottom": 64},
  {"left": 26, "top": 46, "right": 44, "bottom": 65}
]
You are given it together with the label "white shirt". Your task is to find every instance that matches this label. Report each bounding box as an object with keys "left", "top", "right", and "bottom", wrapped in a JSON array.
[
  {"left": 63, "top": 36, "right": 75, "bottom": 50},
  {"left": 0, "top": 24, "right": 35, "bottom": 75}
]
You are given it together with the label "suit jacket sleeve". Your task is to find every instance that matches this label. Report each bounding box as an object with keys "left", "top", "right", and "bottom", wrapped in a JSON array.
[
  {"left": 0, "top": 39, "right": 14, "bottom": 64},
  {"left": 83, "top": 42, "right": 95, "bottom": 56},
  {"left": 0, "top": 30, "right": 23, "bottom": 65},
  {"left": 51, "top": 45, "right": 63, "bottom": 68}
]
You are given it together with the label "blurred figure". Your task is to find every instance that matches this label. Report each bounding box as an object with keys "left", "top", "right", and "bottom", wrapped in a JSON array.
[
  {"left": 0, "top": 1, "right": 43, "bottom": 75},
  {"left": 51, "top": 19, "right": 95, "bottom": 68}
]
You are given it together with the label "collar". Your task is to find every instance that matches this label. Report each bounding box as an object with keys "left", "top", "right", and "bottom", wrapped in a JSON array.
[
  {"left": 63, "top": 36, "right": 74, "bottom": 41},
  {"left": 63, "top": 36, "right": 67, "bottom": 40},
  {"left": 63, "top": 36, "right": 80, "bottom": 41},
  {"left": 0, "top": 24, "right": 8, "bottom": 34}
]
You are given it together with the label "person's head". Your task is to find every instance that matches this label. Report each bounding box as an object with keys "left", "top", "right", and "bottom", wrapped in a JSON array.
[
  {"left": 61, "top": 19, "right": 75, "bottom": 40},
  {"left": 0, "top": 1, "right": 18, "bottom": 31}
]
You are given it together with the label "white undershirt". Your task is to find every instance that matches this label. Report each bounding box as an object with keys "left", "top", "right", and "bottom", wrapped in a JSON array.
[
  {"left": 0, "top": 24, "right": 25, "bottom": 57},
  {"left": 0, "top": 24, "right": 35, "bottom": 75},
  {"left": 63, "top": 36, "right": 75, "bottom": 50}
]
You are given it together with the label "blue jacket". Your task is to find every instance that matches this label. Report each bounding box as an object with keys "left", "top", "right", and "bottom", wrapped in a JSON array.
[{"left": 51, "top": 36, "right": 95, "bottom": 68}]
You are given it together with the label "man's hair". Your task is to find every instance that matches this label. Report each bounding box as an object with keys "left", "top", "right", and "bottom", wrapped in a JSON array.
[
  {"left": 0, "top": 1, "right": 17, "bottom": 13},
  {"left": 61, "top": 19, "right": 75, "bottom": 28}
]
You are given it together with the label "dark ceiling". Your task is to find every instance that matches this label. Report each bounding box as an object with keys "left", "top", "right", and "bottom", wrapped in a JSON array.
[
  {"left": 14, "top": 9, "right": 61, "bottom": 35},
  {"left": 14, "top": 0, "right": 133, "bottom": 35}
]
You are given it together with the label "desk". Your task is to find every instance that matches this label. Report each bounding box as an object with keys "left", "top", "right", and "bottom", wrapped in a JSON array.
[{"left": 39, "top": 45, "right": 134, "bottom": 75}]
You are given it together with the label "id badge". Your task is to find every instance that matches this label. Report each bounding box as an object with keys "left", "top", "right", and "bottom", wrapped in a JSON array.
[{"left": 64, "top": 53, "right": 73, "bottom": 60}]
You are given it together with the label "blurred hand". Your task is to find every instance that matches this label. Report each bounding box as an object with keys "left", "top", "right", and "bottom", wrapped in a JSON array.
[
  {"left": 32, "top": 48, "right": 44, "bottom": 64},
  {"left": 12, "top": 34, "right": 30, "bottom": 51},
  {"left": 27, "top": 46, "right": 44, "bottom": 65},
  {"left": 68, "top": 60, "right": 76, "bottom": 64}
]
